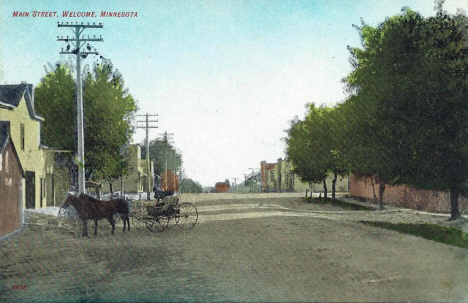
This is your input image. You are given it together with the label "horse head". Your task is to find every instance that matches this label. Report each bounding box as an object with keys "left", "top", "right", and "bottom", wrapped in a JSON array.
[{"left": 63, "top": 193, "right": 80, "bottom": 208}]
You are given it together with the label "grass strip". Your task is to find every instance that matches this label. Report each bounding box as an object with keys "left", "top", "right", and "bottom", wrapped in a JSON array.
[
  {"left": 304, "top": 197, "right": 375, "bottom": 211},
  {"left": 361, "top": 221, "right": 468, "bottom": 249}
]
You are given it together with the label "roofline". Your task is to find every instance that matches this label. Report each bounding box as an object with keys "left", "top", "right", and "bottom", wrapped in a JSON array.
[
  {"left": 0, "top": 102, "right": 15, "bottom": 110},
  {"left": 39, "top": 143, "right": 73, "bottom": 152},
  {"left": 1, "top": 135, "right": 25, "bottom": 178},
  {"left": 33, "top": 115, "right": 45, "bottom": 122},
  {"left": 24, "top": 88, "right": 45, "bottom": 121}
]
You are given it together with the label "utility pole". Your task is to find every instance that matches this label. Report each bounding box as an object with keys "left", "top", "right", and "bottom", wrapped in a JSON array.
[
  {"left": 232, "top": 178, "right": 238, "bottom": 193},
  {"left": 180, "top": 168, "right": 185, "bottom": 193},
  {"left": 173, "top": 148, "right": 180, "bottom": 193},
  {"left": 243, "top": 174, "right": 248, "bottom": 192},
  {"left": 58, "top": 21, "right": 103, "bottom": 194},
  {"left": 249, "top": 168, "right": 259, "bottom": 192},
  {"left": 136, "top": 113, "right": 158, "bottom": 200}
]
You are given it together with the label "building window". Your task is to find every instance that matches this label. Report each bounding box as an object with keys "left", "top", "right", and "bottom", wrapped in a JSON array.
[{"left": 20, "top": 123, "right": 25, "bottom": 150}]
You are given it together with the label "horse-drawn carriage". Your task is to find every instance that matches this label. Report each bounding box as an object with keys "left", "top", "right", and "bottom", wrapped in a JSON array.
[
  {"left": 131, "top": 192, "right": 198, "bottom": 233},
  {"left": 58, "top": 192, "right": 132, "bottom": 236},
  {"left": 58, "top": 190, "right": 198, "bottom": 236}
]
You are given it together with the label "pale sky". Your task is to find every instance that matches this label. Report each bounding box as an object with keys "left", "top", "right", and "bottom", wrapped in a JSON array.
[{"left": 1, "top": 0, "right": 467, "bottom": 187}]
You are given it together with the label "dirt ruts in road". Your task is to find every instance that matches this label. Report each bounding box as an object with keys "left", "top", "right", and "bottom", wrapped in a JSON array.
[{"left": 1, "top": 196, "right": 467, "bottom": 302}]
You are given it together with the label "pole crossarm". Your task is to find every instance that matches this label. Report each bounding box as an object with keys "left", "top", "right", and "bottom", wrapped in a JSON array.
[
  {"left": 57, "top": 38, "right": 103, "bottom": 42},
  {"left": 60, "top": 51, "right": 100, "bottom": 55},
  {"left": 58, "top": 22, "right": 103, "bottom": 28}
]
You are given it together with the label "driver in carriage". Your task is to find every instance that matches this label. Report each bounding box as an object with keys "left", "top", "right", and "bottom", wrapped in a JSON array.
[
  {"left": 153, "top": 184, "right": 166, "bottom": 204},
  {"left": 153, "top": 182, "right": 177, "bottom": 209}
]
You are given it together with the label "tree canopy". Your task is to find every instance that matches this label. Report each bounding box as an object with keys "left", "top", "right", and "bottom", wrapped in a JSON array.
[
  {"left": 35, "top": 62, "right": 137, "bottom": 186},
  {"left": 34, "top": 64, "right": 75, "bottom": 151},
  {"left": 141, "top": 136, "right": 183, "bottom": 180},
  {"left": 285, "top": 104, "right": 348, "bottom": 199},
  {"left": 345, "top": 8, "right": 468, "bottom": 219},
  {"left": 82, "top": 65, "right": 137, "bottom": 183},
  {"left": 285, "top": 5, "right": 468, "bottom": 218}
]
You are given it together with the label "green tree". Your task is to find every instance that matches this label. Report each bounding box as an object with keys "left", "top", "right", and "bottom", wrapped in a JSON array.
[
  {"left": 35, "top": 63, "right": 137, "bottom": 189},
  {"left": 335, "top": 94, "right": 389, "bottom": 209},
  {"left": 286, "top": 104, "right": 349, "bottom": 200},
  {"left": 141, "top": 138, "right": 182, "bottom": 179},
  {"left": 286, "top": 104, "right": 332, "bottom": 197},
  {"left": 34, "top": 64, "right": 75, "bottom": 150},
  {"left": 180, "top": 178, "right": 203, "bottom": 193},
  {"left": 285, "top": 116, "right": 326, "bottom": 193},
  {"left": 345, "top": 7, "right": 468, "bottom": 219},
  {"left": 325, "top": 106, "right": 350, "bottom": 200},
  {"left": 82, "top": 65, "right": 137, "bottom": 186}
]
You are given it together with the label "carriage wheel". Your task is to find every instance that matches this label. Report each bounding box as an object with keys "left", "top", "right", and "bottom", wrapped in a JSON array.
[
  {"left": 131, "top": 202, "right": 147, "bottom": 231},
  {"left": 176, "top": 203, "right": 198, "bottom": 230},
  {"left": 165, "top": 205, "right": 179, "bottom": 229},
  {"left": 146, "top": 218, "right": 165, "bottom": 233},
  {"left": 132, "top": 216, "right": 147, "bottom": 231}
]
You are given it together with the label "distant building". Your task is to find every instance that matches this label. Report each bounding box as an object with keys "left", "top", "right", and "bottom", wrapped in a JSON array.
[
  {"left": 161, "top": 169, "right": 179, "bottom": 192},
  {"left": 215, "top": 182, "right": 230, "bottom": 193},
  {"left": 261, "top": 159, "right": 309, "bottom": 192},
  {"left": 260, "top": 158, "right": 348, "bottom": 193},
  {"left": 260, "top": 161, "right": 277, "bottom": 192},
  {"left": 101, "top": 144, "right": 154, "bottom": 194}
]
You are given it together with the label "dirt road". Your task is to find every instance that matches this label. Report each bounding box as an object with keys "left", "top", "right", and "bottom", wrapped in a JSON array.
[{"left": 1, "top": 195, "right": 467, "bottom": 302}]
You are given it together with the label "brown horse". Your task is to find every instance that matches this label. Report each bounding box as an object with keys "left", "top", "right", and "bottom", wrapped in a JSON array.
[{"left": 63, "top": 193, "right": 130, "bottom": 237}]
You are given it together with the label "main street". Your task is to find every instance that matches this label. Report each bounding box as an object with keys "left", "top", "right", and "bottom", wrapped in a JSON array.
[{"left": 1, "top": 194, "right": 467, "bottom": 302}]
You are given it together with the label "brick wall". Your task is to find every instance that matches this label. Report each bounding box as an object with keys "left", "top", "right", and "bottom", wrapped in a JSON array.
[{"left": 349, "top": 174, "right": 468, "bottom": 214}]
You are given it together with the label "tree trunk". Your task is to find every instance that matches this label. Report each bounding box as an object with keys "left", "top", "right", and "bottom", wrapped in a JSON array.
[
  {"left": 109, "top": 182, "right": 113, "bottom": 194},
  {"left": 332, "top": 173, "right": 337, "bottom": 201},
  {"left": 323, "top": 180, "right": 328, "bottom": 199},
  {"left": 449, "top": 187, "right": 461, "bottom": 221},
  {"left": 378, "top": 182, "right": 385, "bottom": 210},
  {"left": 371, "top": 177, "right": 377, "bottom": 201}
]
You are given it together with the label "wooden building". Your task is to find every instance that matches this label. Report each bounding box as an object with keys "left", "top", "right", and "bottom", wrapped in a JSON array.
[{"left": 0, "top": 121, "right": 24, "bottom": 238}]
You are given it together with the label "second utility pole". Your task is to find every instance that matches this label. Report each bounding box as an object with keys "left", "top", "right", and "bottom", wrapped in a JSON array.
[
  {"left": 136, "top": 113, "right": 158, "bottom": 200},
  {"left": 160, "top": 132, "right": 174, "bottom": 190}
]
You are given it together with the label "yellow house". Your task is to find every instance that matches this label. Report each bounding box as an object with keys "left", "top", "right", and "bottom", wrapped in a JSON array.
[{"left": 0, "top": 83, "right": 71, "bottom": 208}]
